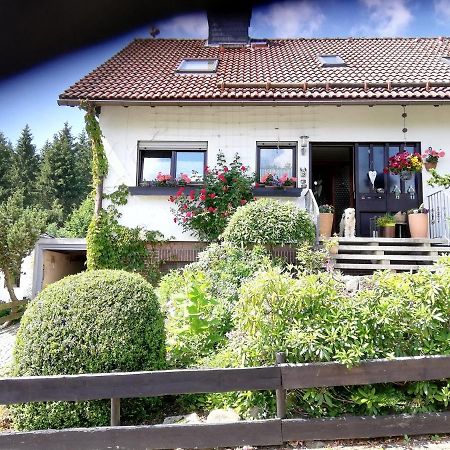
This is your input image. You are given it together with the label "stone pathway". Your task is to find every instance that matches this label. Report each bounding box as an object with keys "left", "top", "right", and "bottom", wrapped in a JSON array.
[{"left": 0, "top": 324, "right": 19, "bottom": 376}]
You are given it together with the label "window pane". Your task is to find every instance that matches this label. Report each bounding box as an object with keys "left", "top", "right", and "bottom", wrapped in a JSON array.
[
  {"left": 388, "top": 145, "right": 400, "bottom": 192},
  {"left": 357, "top": 145, "right": 371, "bottom": 193},
  {"left": 259, "top": 148, "right": 294, "bottom": 180},
  {"left": 142, "top": 156, "right": 171, "bottom": 181},
  {"left": 176, "top": 152, "right": 204, "bottom": 181}
]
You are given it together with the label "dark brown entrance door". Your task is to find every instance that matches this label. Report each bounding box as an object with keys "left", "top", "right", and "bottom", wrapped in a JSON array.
[{"left": 355, "top": 143, "right": 423, "bottom": 237}]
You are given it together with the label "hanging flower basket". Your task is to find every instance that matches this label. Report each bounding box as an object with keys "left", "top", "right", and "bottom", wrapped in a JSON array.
[
  {"left": 422, "top": 147, "right": 445, "bottom": 172},
  {"left": 384, "top": 151, "right": 423, "bottom": 179}
]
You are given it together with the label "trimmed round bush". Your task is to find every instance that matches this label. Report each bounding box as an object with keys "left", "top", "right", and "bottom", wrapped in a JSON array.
[
  {"left": 11, "top": 270, "right": 166, "bottom": 430},
  {"left": 221, "top": 198, "right": 315, "bottom": 246}
]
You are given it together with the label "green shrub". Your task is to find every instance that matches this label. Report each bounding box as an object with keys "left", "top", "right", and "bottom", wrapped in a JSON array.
[
  {"left": 158, "top": 242, "right": 273, "bottom": 368},
  {"left": 87, "top": 185, "right": 164, "bottom": 285},
  {"left": 206, "top": 267, "right": 450, "bottom": 418},
  {"left": 11, "top": 270, "right": 166, "bottom": 430},
  {"left": 221, "top": 198, "right": 315, "bottom": 246}
]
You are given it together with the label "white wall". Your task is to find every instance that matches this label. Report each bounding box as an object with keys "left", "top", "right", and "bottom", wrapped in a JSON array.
[
  {"left": 100, "top": 104, "right": 450, "bottom": 240},
  {"left": 0, "top": 252, "right": 34, "bottom": 301}
]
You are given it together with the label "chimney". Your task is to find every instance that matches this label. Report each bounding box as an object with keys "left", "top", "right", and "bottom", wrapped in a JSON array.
[{"left": 207, "top": 8, "right": 252, "bottom": 46}]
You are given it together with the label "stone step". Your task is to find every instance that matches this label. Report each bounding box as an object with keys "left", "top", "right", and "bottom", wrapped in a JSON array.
[
  {"left": 334, "top": 263, "right": 438, "bottom": 271},
  {"left": 334, "top": 245, "right": 450, "bottom": 253},
  {"left": 332, "top": 254, "right": 438, "bottom": 261}
]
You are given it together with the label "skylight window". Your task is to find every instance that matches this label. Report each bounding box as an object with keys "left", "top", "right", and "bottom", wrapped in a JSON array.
[
  {"left": 442, "top": 56, "right": 450, "bottom": 65},
  {"left": 318, "top": 55, "right": 346, "bottom": 67},
  {"left": 177, "top": 59, "right": 218, "bottom": 73}
]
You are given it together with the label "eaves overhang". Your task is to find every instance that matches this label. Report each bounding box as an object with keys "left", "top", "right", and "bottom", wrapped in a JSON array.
[{"left": 57, "top": 98, "right": 450, "bottom": 107}]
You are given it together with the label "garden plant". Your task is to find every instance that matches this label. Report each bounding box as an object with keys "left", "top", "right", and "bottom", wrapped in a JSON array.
[{"left": 11, "top": 270, "right": 166, "bottom": 430}]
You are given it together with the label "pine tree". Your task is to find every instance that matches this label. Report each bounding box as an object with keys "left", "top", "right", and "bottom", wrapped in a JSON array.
[
  {"left": 10, "top": 125, "right": 40, "bottom": 206},
  {"left": 36, "top": 123, "right": 79, "bottom": 220},
  {"left": 74, "top": 130, "right": 92, "bottom": 203},
  {"left": 0, "top": 132, "right": 14, "bottom": 202}
]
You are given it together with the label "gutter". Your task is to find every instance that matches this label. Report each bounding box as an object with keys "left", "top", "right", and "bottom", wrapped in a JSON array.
[{"left": 58, "top": 98, "right": 450, "bottom": 107}]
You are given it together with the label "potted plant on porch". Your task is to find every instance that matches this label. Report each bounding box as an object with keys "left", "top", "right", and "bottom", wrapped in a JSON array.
[
  {"left": 407, "top": 203, "right": 429, "bottom": 238},
  {"left": 376, "top": 213, "right": 396, "bottom": 238},
  {"left": 384, "top": 150, "right": 423, "bottom": 180},
  {"left": 318, "top": 204, "right": 334, "bottom": 238}
]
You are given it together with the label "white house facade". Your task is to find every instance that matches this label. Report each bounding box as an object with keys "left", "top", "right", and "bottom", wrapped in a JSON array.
[{"left": 99, "top": 103, "right": 450, "bottom": 240}]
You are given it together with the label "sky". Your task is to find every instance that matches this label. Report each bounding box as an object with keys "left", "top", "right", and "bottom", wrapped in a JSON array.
[{"left": 2, "top": 0, "right": 450, "bottom": 150}]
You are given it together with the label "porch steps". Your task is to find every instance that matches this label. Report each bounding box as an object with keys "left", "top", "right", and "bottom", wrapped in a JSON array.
[{"left": 323, "top": 237, "right": 450, "bottom": 273}]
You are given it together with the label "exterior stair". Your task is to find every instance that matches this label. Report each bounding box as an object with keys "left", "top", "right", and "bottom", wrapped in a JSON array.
[{"left": 323, "top": 237, "right": 450, "bottom": 273}]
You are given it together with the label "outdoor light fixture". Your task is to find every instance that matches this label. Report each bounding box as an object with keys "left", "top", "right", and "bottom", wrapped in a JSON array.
[{"left": 300, "top": 135, "right": 309, "bottom": 155}]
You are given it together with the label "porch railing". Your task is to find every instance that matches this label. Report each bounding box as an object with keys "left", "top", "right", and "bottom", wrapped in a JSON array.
[
  {"left": 302, "top": 188, "right": 320, "bottom": 240},
  {"left": 427, "top": 190, "right": 450, "bottom": 242}
]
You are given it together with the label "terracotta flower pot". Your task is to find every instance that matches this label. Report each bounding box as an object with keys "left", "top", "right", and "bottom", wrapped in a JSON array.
[
  {"left": 381, "top": 225, "right": 396, "bottom": 238},
  {"left": 424, "top": 162, "right": 437, "bottom": 171},
  {"left": 319, "top": 212, "right": 334, "bottom": 238},
  {"left": 408, "top": 213, "right": 429, "bottom": 238}
]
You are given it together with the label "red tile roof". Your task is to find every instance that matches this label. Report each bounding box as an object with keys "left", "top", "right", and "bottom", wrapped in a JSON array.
[{"left": 59, "top": 37, "right": 450, "bottom": 104}]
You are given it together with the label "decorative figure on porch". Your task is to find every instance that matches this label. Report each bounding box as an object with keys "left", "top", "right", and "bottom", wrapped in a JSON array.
[
  {"left": 407, "top": 185, "right": 415, "bottom": 200},
  {"left": 339, "top": 208, "right": 356, "bottom": 237},
  {"left": 392, "top": 185, "right": 401, "bottom": 199},
  {"left": 368, "top": 170, "right": 377, "bottom": 191}
]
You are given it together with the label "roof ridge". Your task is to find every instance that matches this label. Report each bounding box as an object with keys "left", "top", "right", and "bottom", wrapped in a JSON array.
[{"left": 133, "top": 36, "right": 450, "bottom": 42}]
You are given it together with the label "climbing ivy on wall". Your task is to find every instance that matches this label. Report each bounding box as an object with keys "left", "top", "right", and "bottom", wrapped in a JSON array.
[
  {"left": 80, "top": 102, "right": 164, "bottom": 284},
  {"left": 80, "top": 101, "right": 108, "bottom": 216}
]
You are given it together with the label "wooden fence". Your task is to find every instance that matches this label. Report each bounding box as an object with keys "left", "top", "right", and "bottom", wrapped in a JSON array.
[
  {"left": 1, "top": 354, "right": 450, "bottom": 449},
  {"left": 0, "top": 299, "right": 28, "bottom": 326}
]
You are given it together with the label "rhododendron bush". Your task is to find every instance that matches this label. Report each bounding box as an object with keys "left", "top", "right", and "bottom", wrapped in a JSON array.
[{"left": 169, "top": 151, "right": 254, "bottom": 241}]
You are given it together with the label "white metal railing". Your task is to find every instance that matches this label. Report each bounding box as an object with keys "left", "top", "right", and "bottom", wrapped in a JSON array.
[
  {"left": 302, "top": 188, "right": 320, "bottom": 241},
  {"left": 427, "top": 190, "right": 450, "bottom": 243}
]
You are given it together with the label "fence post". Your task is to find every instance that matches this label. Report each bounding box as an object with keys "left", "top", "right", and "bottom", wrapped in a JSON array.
[
  {"left": 110, "top": 370, "right": 121, "bottom": 426},
  {"left": 275, "top": 352, "right": 286, "bottom": 419}
]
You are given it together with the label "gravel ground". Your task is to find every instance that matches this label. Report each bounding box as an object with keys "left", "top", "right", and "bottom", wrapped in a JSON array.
[{"left": 0, "top": 323, "right": 18, "bottom": 376}]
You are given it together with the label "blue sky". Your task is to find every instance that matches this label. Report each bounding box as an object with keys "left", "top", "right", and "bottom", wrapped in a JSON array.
[{"left": 1, "top": 0, "right": 450, "bottom": 149}]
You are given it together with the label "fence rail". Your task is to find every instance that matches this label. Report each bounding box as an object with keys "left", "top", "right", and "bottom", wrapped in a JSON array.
[
  {"left": 1, "top": 354, "right": 450, "bottom": 449},
  {"left": 0, "top": 299, "right": 28, "bottom": 325}
]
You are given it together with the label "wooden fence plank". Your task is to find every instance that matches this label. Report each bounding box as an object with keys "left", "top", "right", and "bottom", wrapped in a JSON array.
[
  {"left": 0, "top": 366, "right": 280, "bottom": 405},
  {"left": 0, "top": 312, "right": 23, "bottom": 325},
  {"left": 282, "top": 412, "right": 450, "bottom": 440},
  {"left": 281, "top": 355, "right": 450, "bottom": 389},
  {"left": 0, "top": 299, "right": 28, "bottom": 312},
  {"left": 0, "top": 419, "right": 282, "bottom": 450}
]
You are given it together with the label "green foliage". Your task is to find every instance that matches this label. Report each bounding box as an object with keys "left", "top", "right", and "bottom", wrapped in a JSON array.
[
  {"left": 11, "top": 270, "right": 166, "bottom": 430},
  {"left": 221, "top": 198, "right": 315, "bottom": 246},
  {"left": 0, "top": 132, "right": 14, "bottom": 203},
  {"left": 10, "top": 125, "right": 40, "bottom": 207},
  {"left": 427, "top": 168, "right": 450, "bottom": 189},
  {"left": 87, "top": 185, "right": 163, "bottom": 284},
  {"left": 48, "top": 196, "right": 94, "bottom": 238},
  {"left": 0, "top": 191, "right": 48, "bottom": 301},
  {"left": 376, "top": 213, "right": 396, "bottom": 227},
  {"left": 170, "top": 151, "right": 254, "bottom": 241},
  {"left": 80, "top": 102, "right": 108, "bottom": 185},
  {"left": 206, "top": 267, "right": 450, "bottom": 417},
  {"left": 36, "top": 123, "right": 88, "bottom": 221},
  {"left": 158, "top": 242, "right": 273, "bottom": 368},
  {"left": 290, "top": 242, "right": 328, "bottom": 275}
]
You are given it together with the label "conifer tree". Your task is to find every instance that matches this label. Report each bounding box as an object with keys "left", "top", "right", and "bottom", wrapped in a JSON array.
[
  {"left": 74, "top": 130, "right": 92, "bottom": 203},
  {"left": 0, "top": 132, "right": 14, "bottom": 202},
  {"left": 36, "top": 123, "right": 79, "bottom": 220},
  {"left": 10, "top": 125, "right": 39, "bottom": 206}
]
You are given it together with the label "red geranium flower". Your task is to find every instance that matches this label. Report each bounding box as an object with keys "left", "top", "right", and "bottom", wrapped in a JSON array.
[{"left": 218, "top": 173, "right": 226, "bottom": 182}]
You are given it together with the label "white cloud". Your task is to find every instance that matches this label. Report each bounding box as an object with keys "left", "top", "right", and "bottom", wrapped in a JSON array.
[
  {"left": 355, "top": 0, "right": 413, "bottom": 36},
  {"left": 156, "top": 12, "right": 208, "bottom": 39},
  {"left": 434, "top": 0, "right": 450, "bottom": 24},
  {"left": 251, "top": 1, "right": 325, "bottom": 38}
]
